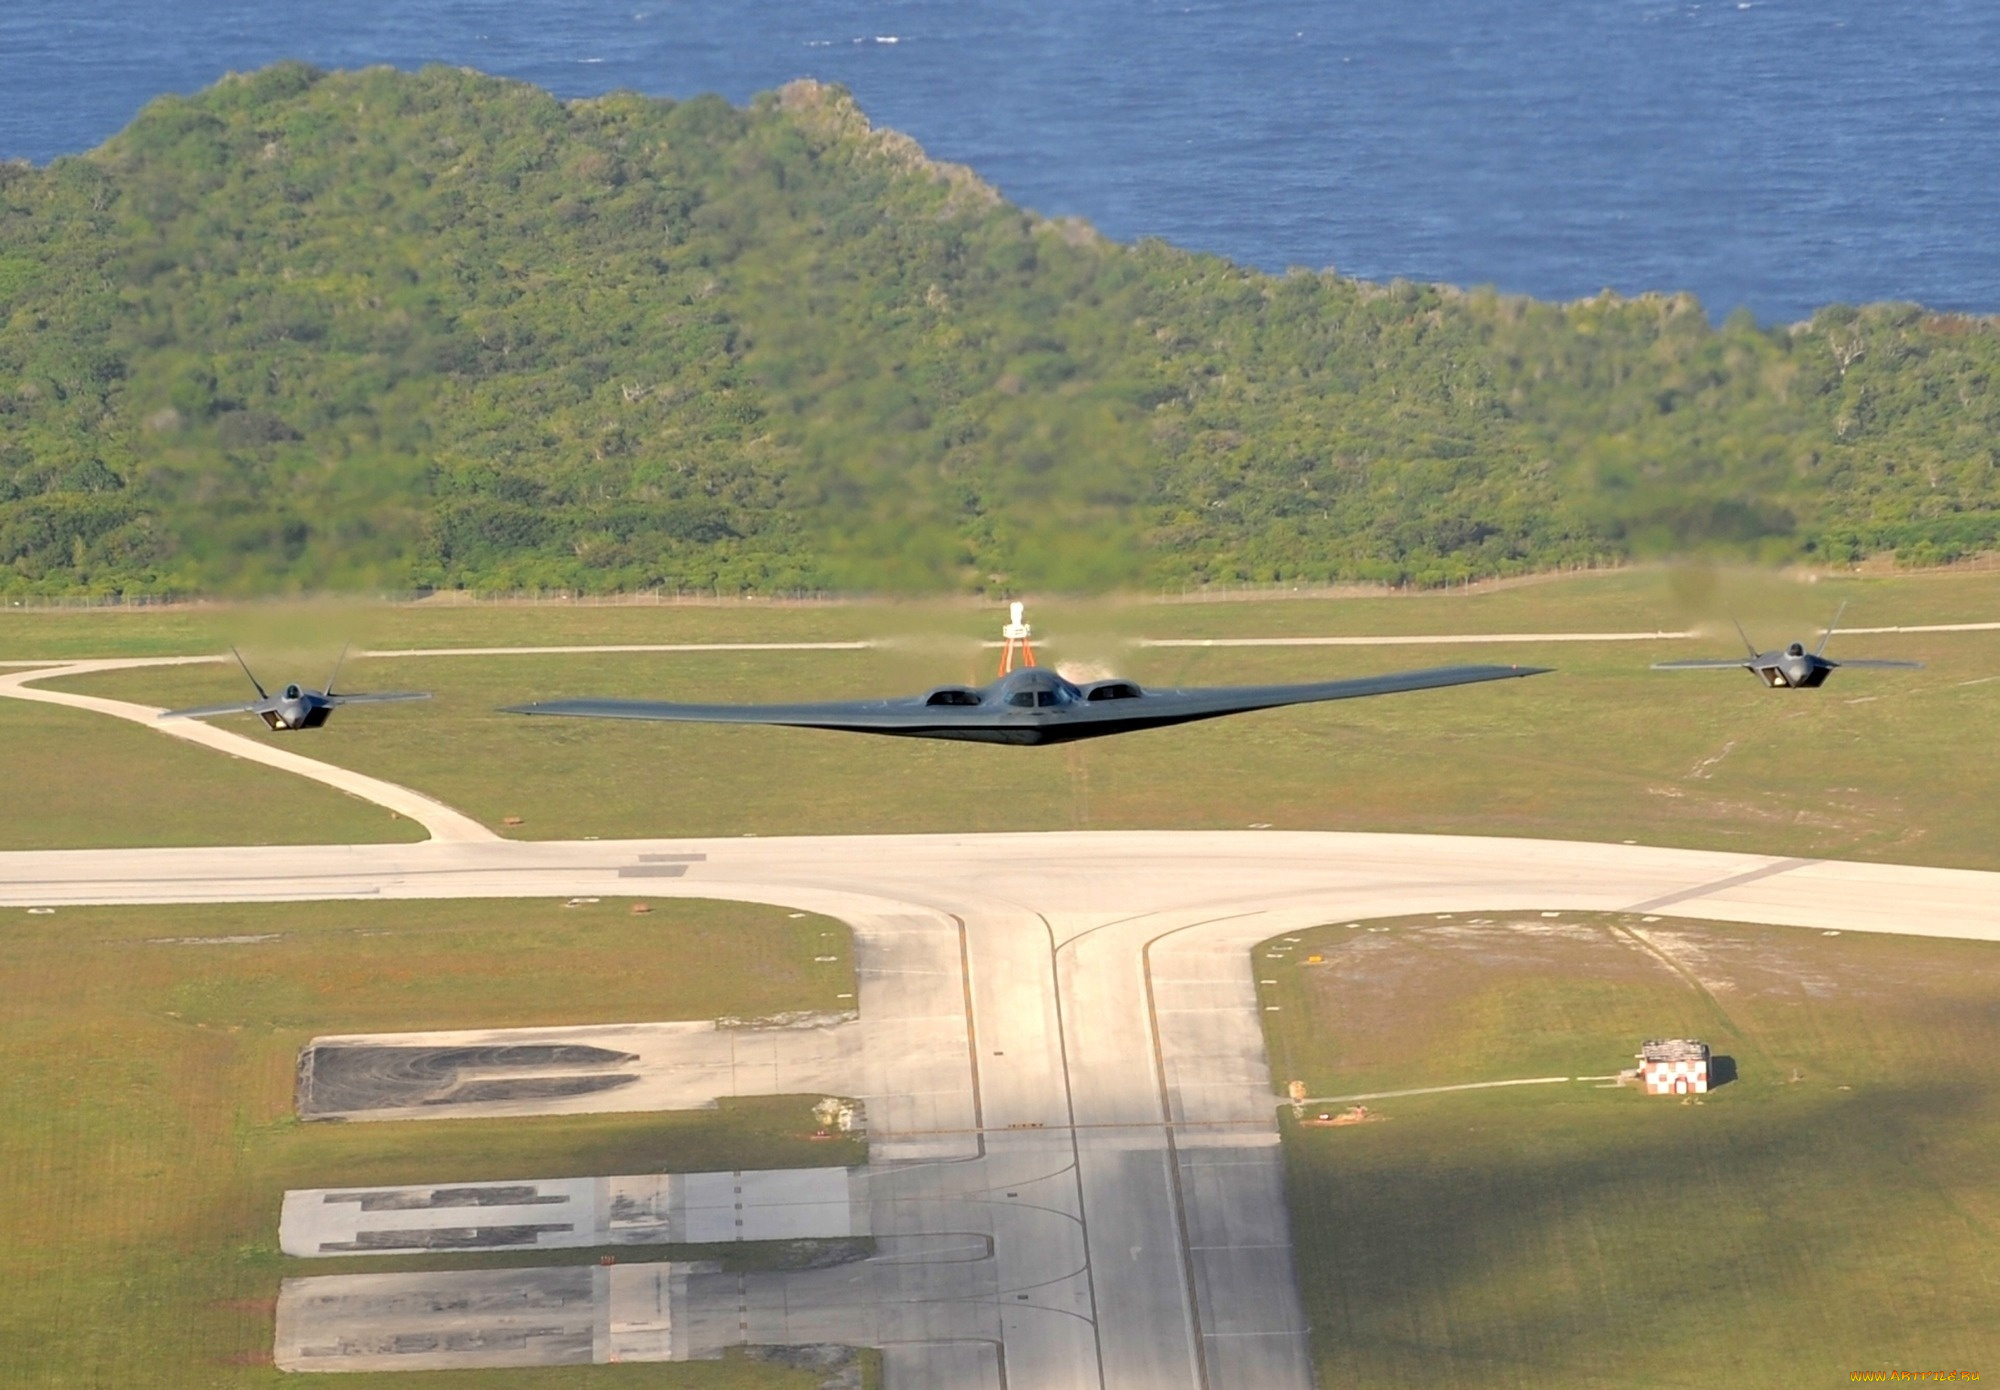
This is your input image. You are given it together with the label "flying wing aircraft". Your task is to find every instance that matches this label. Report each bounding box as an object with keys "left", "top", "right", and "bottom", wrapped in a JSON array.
[
  {"left": 158, "top": 646, "right": 430, "bottom": 731},
  {"left": 505, "top": 604, "right": 1550, "bottom": 746},
  {"left": 1652, "top": 604, "right": 1922, "bottom": 688}
]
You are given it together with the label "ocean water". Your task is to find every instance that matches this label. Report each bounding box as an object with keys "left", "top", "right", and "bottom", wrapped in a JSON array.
[{"left": 0, "top": 0, "right": 1994, "bottom": 324}]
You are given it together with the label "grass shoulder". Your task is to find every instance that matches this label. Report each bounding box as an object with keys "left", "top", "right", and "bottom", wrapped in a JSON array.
[
  {"left": 0, "top": 897, "right": 862, "bottom": 1387},
  {"left": 12, "top": 569, "right": 2000, "bottom": 867},
  {"left": 1258, "top": 911, "right": 2000, "bottom": 1387}
]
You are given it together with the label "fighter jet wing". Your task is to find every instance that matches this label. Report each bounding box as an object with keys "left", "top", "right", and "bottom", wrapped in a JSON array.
[
  {"left": 158, "top": 698, "right": 275, "bottom": 720},
  {"left": 1651, "top": 659, "right": 1756, "bottom": 671},
  {"left": 326, "top": 691, "right": 433, "bottom": 705},
  {"left": 1828, "top": 659, "right": 1924, "bottom": 670},
  {"left": 506, "top": 664, "right": 1547, "bottom": 744}
]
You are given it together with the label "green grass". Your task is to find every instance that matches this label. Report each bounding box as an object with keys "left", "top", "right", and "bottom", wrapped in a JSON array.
[
  {"left": 1258, "top": 912, "right": 2000, "bottom": 1388},
  {"left": 0, "top": 897, "right": 863, "bottom": 1388},
  {"left": 16, "top": 566, "right": 2000, "bottom": 868},
  {"left": 0, "top": 696, "right": 423, "bottom": 849}
]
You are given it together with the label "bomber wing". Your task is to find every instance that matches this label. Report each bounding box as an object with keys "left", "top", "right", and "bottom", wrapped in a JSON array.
[
  {"left": 1651, "top": 658, "right": 1757, "bottom": 671},
  {"left": 1128, "top": 663, "right": 1547, "bottom": 714},
  {"left": 506, "top": 663, "right": 1549, "bottom": 745},
  {"left": 505, "top": 695, "right": 972, "bottom": 736},
  {"left": 1827, "top": 659, "right": 1923, "bottom": 670}
]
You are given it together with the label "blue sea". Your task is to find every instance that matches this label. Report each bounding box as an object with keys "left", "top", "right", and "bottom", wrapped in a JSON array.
[{"left": 1, "top": 0, "right": 1994, "bottom": 324}]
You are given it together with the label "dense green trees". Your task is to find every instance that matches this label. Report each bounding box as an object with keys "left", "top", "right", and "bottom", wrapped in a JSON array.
[{"left": 0, "top": 63, "right": 1994, "bottom": 596}]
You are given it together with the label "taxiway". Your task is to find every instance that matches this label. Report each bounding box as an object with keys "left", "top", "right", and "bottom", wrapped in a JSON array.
[{"left": 9, "top": 831, "right": 2000, "bottom": 1386}]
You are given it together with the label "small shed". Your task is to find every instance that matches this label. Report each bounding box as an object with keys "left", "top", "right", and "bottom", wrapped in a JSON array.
[{"left": 1638, "top": 1039, "right": 1710, "bottom": 1095}]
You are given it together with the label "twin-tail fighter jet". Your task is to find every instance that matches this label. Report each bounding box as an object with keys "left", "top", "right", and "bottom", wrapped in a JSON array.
[
  {"left": 158, "top": 646, "right": 429, "bottom": 731},
  {"left": 1652, "top": 605, "right": 1922, "bottom": 689},
  {"left": 505, "top": 603, "right": 1550, "bottom": 746}
]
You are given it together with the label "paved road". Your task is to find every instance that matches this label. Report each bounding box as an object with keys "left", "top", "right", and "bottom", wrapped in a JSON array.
[{"left": 10, "top": 831, "right": 2000, "bottom": 1386}]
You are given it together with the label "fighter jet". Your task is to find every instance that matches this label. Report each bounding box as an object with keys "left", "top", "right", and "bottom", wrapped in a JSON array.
[
  {"left": 505, "top": 604, "right": 1550, "bottom": 747},
  {"left": 158, "top": 646, "right": 429, "bottom": 730},
  {"left": 1652, "top": 605, "right": 1922, "bottom": 689}
]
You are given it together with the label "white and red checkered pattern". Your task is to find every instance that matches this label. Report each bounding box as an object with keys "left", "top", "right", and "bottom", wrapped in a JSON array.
[{"left": 1641, "top": 1057, "right": 1708, "bottom": 1095}]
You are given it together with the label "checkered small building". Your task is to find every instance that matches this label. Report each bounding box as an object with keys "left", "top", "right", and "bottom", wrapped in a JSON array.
[{"left": 1638, "top": 1038, "right": 1709, "bottom": 1095}]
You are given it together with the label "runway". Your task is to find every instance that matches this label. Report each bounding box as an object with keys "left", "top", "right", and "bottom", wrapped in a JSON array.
[{"left": 9, "top": 830, "right": 2000, "bottom": 1387}]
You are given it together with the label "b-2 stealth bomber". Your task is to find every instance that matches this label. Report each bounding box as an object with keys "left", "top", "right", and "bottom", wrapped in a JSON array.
[
  {"left": 505, "top": 604, "right": 1549, "bottom": 747},
  {"left": 158, "top": 647, "right": 429, "bottom": 731},
  {"left": 1652, "top": 605, "right": 1922, "bottom": 689}
]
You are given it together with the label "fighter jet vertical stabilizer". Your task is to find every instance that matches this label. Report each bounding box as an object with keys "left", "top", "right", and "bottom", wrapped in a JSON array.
[
  {"left": 1653, "top": 605, "right": 1923, "bottom": 688},
  {"left": 157, "top": 647, "right": 431, "bottom": 730}
]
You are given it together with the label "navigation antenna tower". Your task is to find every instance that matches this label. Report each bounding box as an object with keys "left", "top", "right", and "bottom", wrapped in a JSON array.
[{"left": 998, "top": 601, "right": 1037, "bottom": 675}]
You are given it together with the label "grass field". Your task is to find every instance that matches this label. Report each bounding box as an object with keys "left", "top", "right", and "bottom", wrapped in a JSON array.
[
  {"left": 11, "top": 566, "right": 2000, "bottom": 867},
  {"left": 0, "top": 896, "right": 866, "bottom": 1389},
  {"left": 0, "top": 696, "right": 423, "bottom": 849},
  {"left": 1256, "top": 912, "right": 2000, "bottom": 1388}
]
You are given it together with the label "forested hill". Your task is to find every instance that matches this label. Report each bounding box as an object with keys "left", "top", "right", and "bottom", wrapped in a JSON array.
[{"left": 2, "top": 64, "right": 1996, "bottom": 597}]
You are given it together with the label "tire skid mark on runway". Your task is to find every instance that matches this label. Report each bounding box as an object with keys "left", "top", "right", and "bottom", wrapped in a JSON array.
[
  {"left": 1624, "top": 855, "right": 1819, "bottom": 914},
  {"left": 868, "top": 1232, "right": 994, "bottom": 1264},
  {"left": 963, "top": 1159, "right": 1085, "bottom": 1198},
  {"left": 1030, "top": 908, "right": 1110, "bottom": 1387},
  {"left": 952, "top": 915, "right": 988, "bottom": 1161},
  {"left": 999, "top": 1263, "right": 1099, "bottom": 1298},
  {"left": 1139, "top": 910, "right": 1269, "bottom": 1390}
]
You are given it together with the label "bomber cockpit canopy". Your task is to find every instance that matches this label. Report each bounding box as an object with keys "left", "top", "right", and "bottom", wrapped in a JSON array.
[
  {"left": 1785, "top": 642, "right": 1806, "bottom": 658},
  {"left": 284, "top": 683, "right": 303, "bottom": 699},
  {"left": 996, "top": 666, "right": 1081, "bottom": 709}
]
